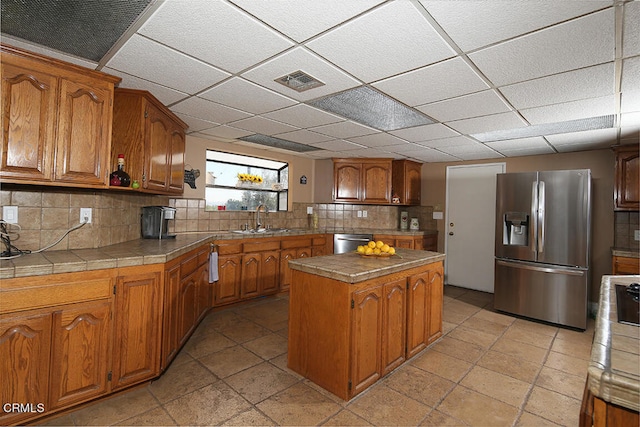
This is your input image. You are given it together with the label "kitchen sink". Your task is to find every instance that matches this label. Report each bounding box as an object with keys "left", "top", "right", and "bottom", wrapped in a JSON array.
[{"left": 231, "top": 228, "right": 292, "bottom": 234}]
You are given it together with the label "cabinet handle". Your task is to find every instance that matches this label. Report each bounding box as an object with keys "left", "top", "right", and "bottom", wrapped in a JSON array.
[{"left": 144, "top": 110, "right": 148, "bottom": 118}]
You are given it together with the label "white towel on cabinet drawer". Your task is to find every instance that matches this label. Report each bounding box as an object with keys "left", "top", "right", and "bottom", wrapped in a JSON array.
[{"left": 209, "top": 252, "right": 219, "bottom": 283}]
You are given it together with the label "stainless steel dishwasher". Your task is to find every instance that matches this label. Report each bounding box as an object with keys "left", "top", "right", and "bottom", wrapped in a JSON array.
[{"left": 333, "top": 233, "right": 373, "bottom": 254}]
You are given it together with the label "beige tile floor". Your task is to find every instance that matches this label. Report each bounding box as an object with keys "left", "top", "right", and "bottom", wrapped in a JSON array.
[{"left": 41, "top": 285, "right": 595, "bottom": 426}]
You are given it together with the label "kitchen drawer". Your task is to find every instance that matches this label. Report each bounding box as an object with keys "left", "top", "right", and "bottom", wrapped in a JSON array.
[
  {"left": 281, "top": 238, "right": 312, "bottom": 249},
  {"left": 0, "top": 269, "right": 115, "bottom": 314},
  {"left": 180, "top": 253, "right": 200, "bottom": 277},
  {"left": 215, "top": 241, "right": 243, "bottom": 255},
  {"left": 313, "top": 237, "right": 327, "bottom": 246},
  {"left": 243, "top": 240, "right": 280, "bottom": 253}
]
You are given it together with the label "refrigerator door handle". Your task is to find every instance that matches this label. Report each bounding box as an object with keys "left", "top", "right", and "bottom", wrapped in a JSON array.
[
  {"left": 496, "top": 259, "right": 585, "bottom": 276},
  {"left": 538, "top": 180, "right": 545, "bottom": 253},
  {"left": 531, "top": 181, "right": 538, "bottom": 254}
]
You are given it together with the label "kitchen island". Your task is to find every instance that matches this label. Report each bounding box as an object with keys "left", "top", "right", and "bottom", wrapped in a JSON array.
[
  {"left": 581, "top": 275, "right": 640, "bottom": 426},
  {"left": 287, "top": 249, "right": 445, "bottom": 400}
]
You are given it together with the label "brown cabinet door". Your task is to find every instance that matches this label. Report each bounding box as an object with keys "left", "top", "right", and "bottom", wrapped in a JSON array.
[
  {"left": 177, "top": 274, "right": 198, "bottom": 347},
  {"left": 144, "top": 102, "right": 170, "bottom": 192},
  {"left": 334, "top": 162, "right": 361, "bottom": 202},
  {"left": 0, "top": 61, "right": 57, "bottom": 182},
  {"left": 55, "top": 78, "right": 112, "bottom": 186},
  {"left": 427, "top": 263, "right": 444, "bottom": 344},
  {"left": 406, "top": 271, "right": 429, "bottom": 358},
  {"left": 381, "top": 279, "right": 406, "bottom": 376},
  {"left": 162, "top": 262, "right": 181, "bottom": 369},
  {"left": 362, "top": 161, "right": 392, "bottom": 204},
  {"left": 351, "top": 286, "right": 383, "bottom": 396},
  {"left": 196, "top": 263, "right": 211, "bottom": 323},
  {"left": 168, "top": 127, "right": 185, "bottom": 193},
  {"left": 49, "top": 300, "right": 111, "bottom": 410},
  {"left": 241, "top": 253, "right": 261, "bottom": 299},
  {"left": 112, "top": 269, "right": 162, "bottom": 390},
  {"left": 261, "top": 251, "right": 281, "bottom": 294},
  {"left": 0, "top": 311, "right": 51, "bottom": 426},
  {"left": 614, "top": 145, "right": 639, "bottom": 211},
  {"left": 215, "top": 254, "right": 242, "bottom": 305},
  {"left": 279, "top": 249, "right": 296, "bottom": 291},
  {"left": 395, "top": 237, "right": 414, "bottom": 249}
]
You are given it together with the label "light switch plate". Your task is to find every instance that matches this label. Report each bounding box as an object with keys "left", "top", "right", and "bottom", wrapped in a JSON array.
[
  {"left": 433, "top": 212, "right": 443, "bottom": 220},
  {"left": 634, "top": 230, "right": 640, "bottom": 241},
  {"left": 307, "top": 206, "right": 313, "bottom": 214},
  {"left": 2, "top": 206, "right": 18, "bottom": 224}
]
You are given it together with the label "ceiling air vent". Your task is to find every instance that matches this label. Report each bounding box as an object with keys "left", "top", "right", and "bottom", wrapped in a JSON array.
[{"left": 275, "top": 70, "right": 325, "bottom": 92}]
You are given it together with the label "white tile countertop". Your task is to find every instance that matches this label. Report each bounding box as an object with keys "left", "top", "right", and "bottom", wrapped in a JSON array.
[{"left": 587, "top": 275, "right": 640, "bottom": 412}]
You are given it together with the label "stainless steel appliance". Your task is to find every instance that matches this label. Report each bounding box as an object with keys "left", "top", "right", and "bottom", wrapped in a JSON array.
[
  {"left": 141, "top": 206, "right": 176, "bottom": 239},
  {"left": 333, "top": 233, "right": 373, "bottom": 254},
  {"left": 494, "top": 170, "right": 591, "bottom": 329}
]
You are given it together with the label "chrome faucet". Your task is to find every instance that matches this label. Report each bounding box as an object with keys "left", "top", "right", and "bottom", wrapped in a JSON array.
[{"left": 255, "top": 204, "right": 268, "bottom": 230}]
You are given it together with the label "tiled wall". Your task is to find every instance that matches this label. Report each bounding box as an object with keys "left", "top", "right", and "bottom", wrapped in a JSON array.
[
  {"left": 170, "top": 199, "right": 436, "bottom": 233},
  {"left": 0, "top": 187, "right": 168, "bottom": 251},
  {"left": 614, "top": 210, "right": 640, "bottom": 250}
]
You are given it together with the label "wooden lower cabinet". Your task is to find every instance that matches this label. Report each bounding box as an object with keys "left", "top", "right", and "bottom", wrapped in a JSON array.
[
  {"left": 373, "top": 233, "right": 438, "bottom": 252},
  {"left": 215, "top": 253, "right": 242, "bottom": 305},
  {"left": 0, "top": 310, "right": 52, "bottom": 426},
  {"left": 612, "top": 256, "right": 639, "bottom": 275},
  {"left": 49, "top": 300, "right": 112, "bottom": 410},
  {"left": 112, "top": 266, "right": 163, "bottom": 390},
  {"left": 288, "top": 260, "right": 444, "bottom": 400},
  {"left": 581, "top": 382, "right": 639, "bottom": 426}
]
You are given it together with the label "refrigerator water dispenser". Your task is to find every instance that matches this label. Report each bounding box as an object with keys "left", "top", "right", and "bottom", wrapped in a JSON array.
[{"left": 503, "top": 212, "right": 528, "bottom": 246}]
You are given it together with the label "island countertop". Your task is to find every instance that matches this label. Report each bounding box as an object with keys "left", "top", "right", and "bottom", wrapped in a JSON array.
[
  {"left": 288, "top": 249, "right": 445, "bottom": 284},
  {"left": 587, "top": 275, "right": 640, "bottom": 412}
]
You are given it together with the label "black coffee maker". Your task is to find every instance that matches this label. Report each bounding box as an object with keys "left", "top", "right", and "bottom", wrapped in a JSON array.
[{"left": 141, "top": 206, "right": 176, "bottom": 239}]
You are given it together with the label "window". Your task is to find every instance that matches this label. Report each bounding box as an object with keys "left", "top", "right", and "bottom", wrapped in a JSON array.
[{"left": 205, "top": 150, "right": 288, "bottom": 211}]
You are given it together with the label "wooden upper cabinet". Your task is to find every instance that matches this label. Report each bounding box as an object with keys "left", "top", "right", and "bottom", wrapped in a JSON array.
[
  {"left": 0, "top": 44, "right": 120, "bottom": 187},
  {"left": 333, "top": 158, "right": 392, "bottom": 204},
  {"left": 392, "top": 159, "right": 422, "bottom": 205},
  {"left": 111, "top": 88, "right": 187, "bottom": 195},
  {"left": 614, "top": 145, "right": 639, "bottom": 211}
]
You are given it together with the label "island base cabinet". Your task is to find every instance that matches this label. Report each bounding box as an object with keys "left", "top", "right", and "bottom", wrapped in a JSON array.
[{"left": 288, "top": 260, "right": 443, "bottom": 400}]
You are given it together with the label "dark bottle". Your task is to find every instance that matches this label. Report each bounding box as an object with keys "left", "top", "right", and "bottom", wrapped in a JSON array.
[{"left": 110, "top": 154, "right": 131, "bottom": 187}]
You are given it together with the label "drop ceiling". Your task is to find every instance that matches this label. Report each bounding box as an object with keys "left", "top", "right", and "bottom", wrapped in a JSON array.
[{"left": 2, "top": 0, "right": 639, "bottom": 162}]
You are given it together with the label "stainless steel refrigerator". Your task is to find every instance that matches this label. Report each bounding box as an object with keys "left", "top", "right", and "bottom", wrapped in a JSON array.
[{"left": 494, "top": 169, "right": 591, "bottom": 330}]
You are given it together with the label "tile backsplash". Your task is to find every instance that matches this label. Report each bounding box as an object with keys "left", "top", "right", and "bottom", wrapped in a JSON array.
[
  {"left": 614, "top": 210, "right": 640, "bottom": 250},
  {"left": 0, "top": 187, "right": 436, "bottom": 252}
]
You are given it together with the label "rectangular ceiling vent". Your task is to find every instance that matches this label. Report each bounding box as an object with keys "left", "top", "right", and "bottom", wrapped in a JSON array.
[
  {"left": 238, "top": 134, "right": 323, "bottom": 153},
  {"left": 275, "top": 70, "right": 325, "bottom": 92}
]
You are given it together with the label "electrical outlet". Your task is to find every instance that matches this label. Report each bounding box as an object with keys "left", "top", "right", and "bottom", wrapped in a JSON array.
[
  {"left": 307, "top": 206, "right": 313, "bottom": 214},
  {"left": 357, "top": 211, "right": 362, "bottom": 218},
  {"left": 634, "top": 230, "right": 640, "bottom": 241},
  {"left": 2, "top": 206, "right": 18, "bottom": 224},
  {"left": 80, "top": 208, "right": 92, "bottom": 224},
  {"left": 362, "top": 210, "right": 368, "bottom": 218}
]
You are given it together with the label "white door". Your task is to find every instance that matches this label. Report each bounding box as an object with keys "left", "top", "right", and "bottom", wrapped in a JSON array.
[{"left": 445, "top": 163, "right": 505, "bottom": 292}]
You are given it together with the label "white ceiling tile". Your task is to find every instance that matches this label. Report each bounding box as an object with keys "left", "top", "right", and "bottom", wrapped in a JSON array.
[
  {"left": 446, "top": 112, "right": 528, "bottom": 135},
  {"left": 199, "top": 125, "right": 253, "bottom": 140},
  {"left": 381, "top": 143, "right": 430, "bottom": 155},
  {"left": 229, "top": 0, "right": 385, "bottom": 42},
  {"left": 620, "top": 112, "right": 640, "bottom": 133},
  {"left": 230, "top": 116, "right": 299, "bottom": 135},
  {"left": 469, "top": 9, "right": 614, "bottom": 86},
  {"left": 171, "top": 97, "right": 252, "bottom": 123},
  {"left": 242, "top": 47, "right": 361, "bottom": 101},
  {"left": 417, "top": 90, "right": 511, "bottom": 122},
  {"left": 621, "top": 56, "right": 640, "bottom": 113},
  {"left": 263, "top": 104, "right": 343, "bottom": 128},
  {"left": 174, "top": 113, "right": 219, "bottom": 133},
  {"left": 199, "top": 78, "right": 297, "bottom": 115},
  {"left": 306, "top": 1, "right": 455, "bottom": 82},
  {"left": 341, "top": 148, "right": 400, "bottom": 158},
  {"left": 106, "top": 35, "right": 230, "bottom": 95},
  {"left": 623, "top": 1, "right": 640, "bottom": 58},
  {"left": 102, "top": 67, "right": 189, "bottom": 106},
  {"left": 189, "top": 132, "right": 236, "bottom": 143},
  {"left": 419, "top": 135, "right": 477, "bottom": 149},
  {"left": 485, "top": 137, "right": 555, "bottom": 157},
  {"left": 373, "top": 57, "right": 488, "bottom": 106},
  {"left": 310, "top": 140, "right": 366, "bottom": 151},
  {"left": 499, "top": 63, "right": 615, "bottom": 110},
  {"left": 138, "top": 0, "right": 294, "bottom": 73},
  {"left": 546, "top": 128, "right": 618, "bottom": 151},
  {"left": 438, "top": 143, "right": 504, "bottom": 160},
  {"left": 422, "top": 1, "right": 611, "bottom": 52},
  {"left": 273, "top": 130, "right": 333, "bottom": 144},
  {"left": 389, "top": 123, "right": 459, "bottom": 142},
  {"left": 310, "top": 120, "right": 378, "bottom": 139},
  {"left": 410, "top": 148, "right": 460, "bottom": 163},
  {"left": 520, "top": 95, "right": 615, "bottom": 124},
  {"left": 347, "top": 133, "right": 408, "bottom": 147}
]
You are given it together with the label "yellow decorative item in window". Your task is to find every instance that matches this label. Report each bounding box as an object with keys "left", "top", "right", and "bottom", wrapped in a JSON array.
[{"left": 237, "top": 173, "right": 263, "bottom": 184}]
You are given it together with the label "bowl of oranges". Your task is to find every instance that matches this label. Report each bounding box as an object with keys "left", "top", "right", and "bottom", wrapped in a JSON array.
[{"left": 356, "top": 240, "right": 396, "bottom": 257}]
